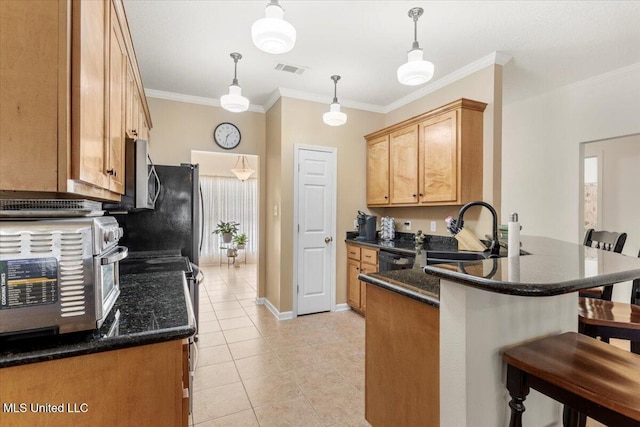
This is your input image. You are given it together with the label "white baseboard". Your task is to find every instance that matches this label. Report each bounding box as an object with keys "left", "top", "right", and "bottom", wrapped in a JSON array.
[
  {"left": 333, "top": 303, "right": 351, "bottom": 312},
  {"left": 256, "top": 297, "right": 294, "bottom": 320}
]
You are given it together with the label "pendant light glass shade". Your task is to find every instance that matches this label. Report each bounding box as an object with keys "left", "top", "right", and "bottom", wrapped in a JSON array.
[
  {"left": 221, "top": 85, "right": 250, "bottom": 113},
  {"left": 323, "top": 75, "right": 347, "bottom": 127},
  {"left": 323, "top": 103, "right": 347, "bottom": 127},
  {"left": 397, "top": 49, "right": 434, "bottom": 86},
  {"left": 397, "top": 7, "right": 434, "bottom": 86},
  {"left": 220, "top": 53, "right": 250, "bottom": 113},
  {"left": 251, "top": 1, "right": 296, "bottom": 54},
  {"left": 231, "top": 156, "right": 255, "bottom": 181}
]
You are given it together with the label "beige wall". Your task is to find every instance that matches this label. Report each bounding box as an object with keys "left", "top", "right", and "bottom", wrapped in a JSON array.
[
  {"left": 377, "top": 65, "right": 503, "bottom": 240},
  {"left": 502, "top": 64, "right": 640, "bottom": 244},
  {"left": 272, "top": 98, "right": 385, "bottom": 312},
  {"left": 147, "top": 97, "right": 267, "bottom": 299},
  {"left": 265, "top": 99, "right": 282, "bottom": 310}
]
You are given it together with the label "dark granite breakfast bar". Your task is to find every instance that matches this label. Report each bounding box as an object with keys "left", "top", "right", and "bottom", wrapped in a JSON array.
[{"left": 359, "top": 235, "right": 640, "bottom": 427}]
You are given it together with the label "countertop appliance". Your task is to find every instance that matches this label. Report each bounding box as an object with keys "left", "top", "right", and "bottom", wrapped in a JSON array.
[
  {"left": 0, "top": 216, "right": 126, "bottom": 338},
  {"left": 104, "top": 138, "right": 160, "bottom": 211},
  {"left": 355, "top": 211, "right": 377, "bottom": 241},
  {"left": 112, "top": 163, "right": 203, "bottom": 330}
]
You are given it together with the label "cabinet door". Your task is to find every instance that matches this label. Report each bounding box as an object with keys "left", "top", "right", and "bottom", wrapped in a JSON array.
[
  {"left": 125, "top": 64, "right": 136, "bottom": 138},
  {"left": 347, "top": 258, "right": 361, "bottom": 308},
  {"left": 360, "top": 282, "right": 367, "bottom": 312},
  {"left": 107, "top": 2, "right": 127, "bottom": 194},
  {"left": 0, "top": 0, "right": 62, "bottom": 192},
  {"left": 390, "top": 125, "right": 419, "bottom": 204},
  {"left": 359, "top": 262, "right": 378, "bottom": 313},
  {"left": 366, "top": 135, "right": 390, "bottom": 205},
  {"left": 71, "top": 0, "right": 110, "bottom": 190},
  {"left": 419, "top": 111, "right": 458, "bottom": 203}
]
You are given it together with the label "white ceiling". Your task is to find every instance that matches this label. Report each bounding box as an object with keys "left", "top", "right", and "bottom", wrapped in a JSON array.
[{"left": 123, "top": 1, "right": 640, "bottom": 112}]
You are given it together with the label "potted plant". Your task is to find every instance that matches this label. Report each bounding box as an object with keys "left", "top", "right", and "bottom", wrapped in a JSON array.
[
  {"left": 233, "top": 233, "right": 248, "bottom": 249},
  {"left": 212, "top": 220, "right": 239, "bottom": 243}
]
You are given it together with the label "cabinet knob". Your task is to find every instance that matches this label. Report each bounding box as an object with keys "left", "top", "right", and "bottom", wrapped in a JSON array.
[
  {"left": 384, "top": 196, "right": 388, "bottom": 199},
  {"left": 413, "top": 194, "right": 417, "bottom": 197},
  {"left": 419, "top": 193, "right": 424, "bottom": 197}
]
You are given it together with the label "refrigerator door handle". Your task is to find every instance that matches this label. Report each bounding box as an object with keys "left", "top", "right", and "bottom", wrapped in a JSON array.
[
  {"left": 150, "top": 165, "right": 161, "bottom": 205},
  {"left": 199, "top": 185, "right": 204, "bottom": 253}
]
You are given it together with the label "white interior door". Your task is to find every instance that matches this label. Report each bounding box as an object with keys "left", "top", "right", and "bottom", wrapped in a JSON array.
[{"left": 295, "top": 146, "right": 336, "bottom": 315}]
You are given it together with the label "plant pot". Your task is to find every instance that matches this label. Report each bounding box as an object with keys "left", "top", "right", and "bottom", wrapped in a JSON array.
[
  {"left": 237, "top": 244, "right": 245, "bottom": 250},
  {"left": 227, "top": 248, "right": 238, "bottom": 257},
  {"left": 222, "top": 233, "right": 233, "bottom": 243}
]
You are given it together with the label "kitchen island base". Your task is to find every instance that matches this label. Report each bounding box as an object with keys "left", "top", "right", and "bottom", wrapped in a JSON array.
[
  {"left": 439, "top": 278, "right": 576, "bottom": 427},
  {"left": 365, "top": 284, "right": 439, "bottom": 426}
]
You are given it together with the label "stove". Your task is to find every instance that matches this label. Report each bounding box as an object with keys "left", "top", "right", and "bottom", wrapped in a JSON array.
[{"left": 120, "top": 250, "right": 202, "bottom": 339}]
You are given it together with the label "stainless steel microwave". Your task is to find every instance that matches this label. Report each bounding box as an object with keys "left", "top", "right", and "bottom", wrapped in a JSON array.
[{"left": 106, "top": 138, "right": 160, "bottom": 211}]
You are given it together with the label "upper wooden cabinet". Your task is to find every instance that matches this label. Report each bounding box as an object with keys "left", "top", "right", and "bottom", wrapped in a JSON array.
[
  {"left": 365, "top": 98, "right": 486, "bottom": 207},
  {"left": 366, "top": 135, "right": 390, "bottom": 205},
  {"left": 0, "top": 0, "right": 152, "bottom": 201}
]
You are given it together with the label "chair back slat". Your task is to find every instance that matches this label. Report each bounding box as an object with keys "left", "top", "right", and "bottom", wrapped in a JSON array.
[{"left": 583, "top": 229, "right": 627, "bottom": 253}]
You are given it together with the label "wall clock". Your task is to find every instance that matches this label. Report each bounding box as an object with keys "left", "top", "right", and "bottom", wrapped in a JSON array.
[{"left": 213, "top": 122, "right": 241, "bottom": 149}]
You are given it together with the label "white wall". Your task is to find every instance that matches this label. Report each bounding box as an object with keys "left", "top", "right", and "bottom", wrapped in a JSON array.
[
  {"left": 584, "top": 134, "right": 640, "bottom": 302},
  {"left": 502, "top": 63, "right": 640, "bottom": 244}
]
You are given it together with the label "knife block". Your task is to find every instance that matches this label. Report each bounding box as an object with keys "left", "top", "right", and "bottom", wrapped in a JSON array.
[{"left": 455, "top": 228, "right": 487, "bottom": 252}]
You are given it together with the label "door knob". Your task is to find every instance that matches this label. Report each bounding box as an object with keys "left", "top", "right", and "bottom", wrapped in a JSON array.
[{"left": 324, "top": 237, "right": 333, "bottom": 244}]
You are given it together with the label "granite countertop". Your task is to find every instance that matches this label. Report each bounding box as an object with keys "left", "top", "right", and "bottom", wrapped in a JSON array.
[
  {"left": 360, "top": 268, "right": 440, "bottom": 308},
  {"left": 0, "top": 271, "right": 195, "bottom": 368},
  {"left": 424, "top": 236, "right": 640, "bottom": 296},
  {"left": 358, "top": 235, "right": 640, "bottom": 304},
  {"left": 345, "top": 232, "right": 456, "bottom": 255}
]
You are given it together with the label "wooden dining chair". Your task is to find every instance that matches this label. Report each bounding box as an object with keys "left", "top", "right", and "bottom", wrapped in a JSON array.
[
  {"left": 579, "top": 229, "right": 627, "bottom": 300},
  {"left": 578, "top": 250, "right": 640, "bottom": 355}
]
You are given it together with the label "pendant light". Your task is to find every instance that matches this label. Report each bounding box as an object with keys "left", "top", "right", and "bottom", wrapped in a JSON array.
[
  {"left": 220, "top": 53, "right": 250, "bottom": 113},
  {"left": 251, "top": 0, "right": 296, "bottom": 54},
  {"left": 322, "top": 75, "right": 347, "bottom": 127},
  {"left": 231, "top": 156, "right": 255, "bottom": 181},
  {"left": 397, "top": 7, "right": 434, "bottom": 86}
]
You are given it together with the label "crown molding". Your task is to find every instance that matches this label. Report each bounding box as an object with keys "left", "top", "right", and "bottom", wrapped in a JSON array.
[
  {"left": 382, "top": 51, "right": 513, "bottom": 113},
  {"left": 564, "top": 61, "right": 640, "bottom": 91},
  {"left": 144, "top": 89, "right": 265, "bottom": 113},
  {"left": 145, "top": 51, "right": 512, "bottom": 116}
]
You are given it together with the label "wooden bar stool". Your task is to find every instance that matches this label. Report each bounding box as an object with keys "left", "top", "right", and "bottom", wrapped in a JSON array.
[
  {"left": 578, "top": 277, "right": 640, "bottom": 354},
  {"left": 502, "top": 332, "right": 640, "bottom": 427}
]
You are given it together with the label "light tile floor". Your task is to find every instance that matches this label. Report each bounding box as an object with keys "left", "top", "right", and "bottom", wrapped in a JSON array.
[
  {"left": 191, "top": 264, "right": 627, "bottom": 427},
  {"left": 192, "top": 264, "right": 370, "bottom": 427}
]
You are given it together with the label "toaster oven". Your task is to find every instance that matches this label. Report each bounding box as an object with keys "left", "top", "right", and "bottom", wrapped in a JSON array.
[{"left": 0, "top": 216, "right": 127, "bottom": 337}]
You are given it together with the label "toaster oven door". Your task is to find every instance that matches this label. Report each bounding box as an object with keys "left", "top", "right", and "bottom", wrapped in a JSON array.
[{"left": 95, "top": 246, "right": 128, "bottom": 328}]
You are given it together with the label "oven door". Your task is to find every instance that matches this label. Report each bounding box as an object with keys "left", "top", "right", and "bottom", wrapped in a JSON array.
[{"left": 95, "top": 246, "right": 128, "bottom": 327}]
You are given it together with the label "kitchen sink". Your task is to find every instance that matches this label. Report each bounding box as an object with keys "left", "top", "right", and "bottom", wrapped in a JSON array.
[{"left": 425, "top": 249, "right": 529, "bottom": 265}]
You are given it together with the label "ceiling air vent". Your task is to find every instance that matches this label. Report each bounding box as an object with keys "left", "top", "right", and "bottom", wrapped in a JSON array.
[{"left": 275, "top": 63, "right": 307, "bottom": 75}]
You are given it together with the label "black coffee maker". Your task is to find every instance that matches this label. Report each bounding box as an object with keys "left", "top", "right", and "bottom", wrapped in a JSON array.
[{"left": 355, "top": 211, "right": 377, "bottom": 241}]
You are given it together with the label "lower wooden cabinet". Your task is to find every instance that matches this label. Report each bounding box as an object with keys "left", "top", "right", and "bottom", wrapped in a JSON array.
[
  {"left": 0, "top": 340, "right": 189, "bottom": 426},
  {"left": 346, "top": 243, "right": 378, "bottom": 315}
]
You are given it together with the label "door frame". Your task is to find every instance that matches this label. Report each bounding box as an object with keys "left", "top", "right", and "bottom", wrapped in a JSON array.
[{"left": 292, "top": 144, "right": 337, "bottom": 317}]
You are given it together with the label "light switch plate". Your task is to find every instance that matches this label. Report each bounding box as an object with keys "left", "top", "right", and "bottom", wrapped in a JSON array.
[
  {"left": 431, "top": 221, "right": 436, "bottom": 232},
  {"left": 404, "top": 221, "right": 411, "bottom": 231}
]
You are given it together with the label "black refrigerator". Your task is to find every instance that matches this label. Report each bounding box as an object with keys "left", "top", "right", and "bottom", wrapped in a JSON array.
[{"left": 116, "top": 163, "right": 202, "bottom": 263}]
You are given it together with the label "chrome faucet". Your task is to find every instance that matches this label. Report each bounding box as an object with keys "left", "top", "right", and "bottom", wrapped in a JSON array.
[{"left": 447, "top": 201, "right": 501, "bottom": 257}]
